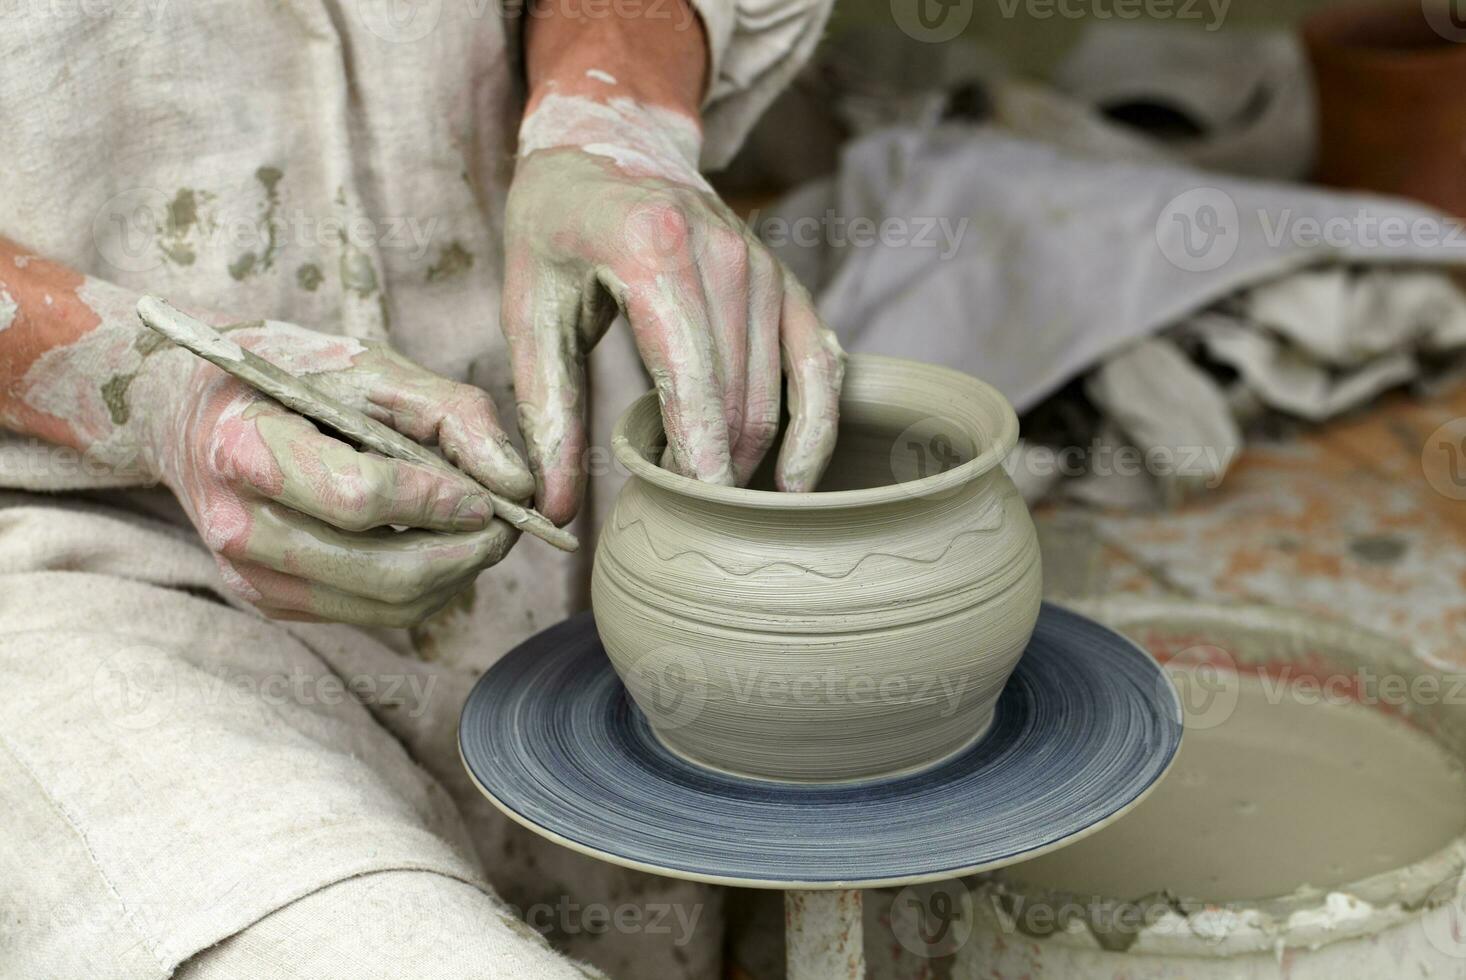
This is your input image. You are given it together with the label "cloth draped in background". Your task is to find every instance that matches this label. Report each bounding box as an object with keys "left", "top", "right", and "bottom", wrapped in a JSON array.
[{"left": 762, "top": 27, "right": 1466, "bottom": 506}]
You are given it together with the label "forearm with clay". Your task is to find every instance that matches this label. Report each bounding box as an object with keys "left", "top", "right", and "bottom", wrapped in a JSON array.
[
  {"left": 0, "top": 237, "right": 530, "bottom": 626},
  {"left": 503, "top": 0, "right": 845, "bottom": 526}
]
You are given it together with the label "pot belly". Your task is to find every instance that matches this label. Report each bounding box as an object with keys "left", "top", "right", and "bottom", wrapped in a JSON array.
[{"left": 591, "top": 481, "right": 1043, "bottom": 783}]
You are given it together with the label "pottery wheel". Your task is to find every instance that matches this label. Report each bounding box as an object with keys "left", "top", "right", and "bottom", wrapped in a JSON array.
[{"left": 459, "top": 603, "right": 1182, "bottom": 889}]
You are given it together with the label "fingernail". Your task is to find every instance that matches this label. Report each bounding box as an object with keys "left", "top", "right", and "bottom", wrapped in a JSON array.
[
  {"left": 490, "top": 437, "right": 536, "bottom": 499},
  {"left": 451, "top": 495, "right": 494, "bottom": 530},
  {"left": 502, "top": 463, "right": 536, "bottom": 500}
]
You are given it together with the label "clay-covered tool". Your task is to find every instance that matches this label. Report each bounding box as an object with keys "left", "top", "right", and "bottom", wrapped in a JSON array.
[{"left": 136, "top": 296, "right": 578, "bottom": 553}]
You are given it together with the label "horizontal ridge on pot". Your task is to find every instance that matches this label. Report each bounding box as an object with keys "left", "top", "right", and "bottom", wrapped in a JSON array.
[{"left": 591, "top": 355, "right": 1043, "bottom": 783}]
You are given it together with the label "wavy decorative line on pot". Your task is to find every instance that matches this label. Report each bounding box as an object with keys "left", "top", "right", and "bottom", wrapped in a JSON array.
[{"left": 605, "top": 488, "right": 1008, "bottom": 580}]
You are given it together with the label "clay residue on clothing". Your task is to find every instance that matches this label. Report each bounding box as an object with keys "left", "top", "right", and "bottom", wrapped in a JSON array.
[
  {"left": 296, "top": 263, "right": 323, "bottom": 291},
  {"left": 161, "top": 188, "right": 202, "bottom": 266},
  {"left": 426, "top": 241, "right": 474, "bottom": 283},
  {"left": 228, "top": 167, "right": 285, "bottom": 280},
  {"left": 332, "top": 186, "right": 380, "bottom": 299},
  {"left": 228, "top": 252, "right": 257, "bottom": 281},
  {"left": 339, "top": 244, "right": 378, "bottom": 297},
  {"left": 254, "top": 166, "right": 284, "bottom": 271}
]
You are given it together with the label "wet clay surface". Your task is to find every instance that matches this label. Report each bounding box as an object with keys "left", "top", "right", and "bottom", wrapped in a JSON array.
[{"left": 1008, "top": 673, "right": 1466, "bottom": 902}]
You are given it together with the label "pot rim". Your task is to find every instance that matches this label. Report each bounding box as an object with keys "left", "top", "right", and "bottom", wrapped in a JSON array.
[
  {"left": 609, "top": 353, "right": 1020, "bottom": 510},
  {"left": 1301, "top": 1, "right": 1466, "bottom": 67}
]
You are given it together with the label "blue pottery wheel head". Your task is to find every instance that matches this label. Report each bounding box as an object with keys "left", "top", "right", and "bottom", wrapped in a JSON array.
[{"left": 459, "top": 603, "right": 1183, "bottom": 889}]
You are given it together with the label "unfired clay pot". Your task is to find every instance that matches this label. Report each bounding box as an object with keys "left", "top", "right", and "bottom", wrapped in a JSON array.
[
  {"left": 1302, "top": 1, "right": 1466, "bottom": 216},
  {"left": 591, "top": 354, "right": 1043, "bottom": 782}
]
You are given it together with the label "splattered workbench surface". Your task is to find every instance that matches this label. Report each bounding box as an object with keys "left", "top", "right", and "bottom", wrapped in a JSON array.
[{"left": 1034, "top": 383, "right": 1466, "bottom": 670}]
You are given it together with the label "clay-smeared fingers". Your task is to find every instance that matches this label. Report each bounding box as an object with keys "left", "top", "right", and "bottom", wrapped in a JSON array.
[
  {"left": 220, "top": 556, "right": 479, "bottom": 629},
  {"left": 363, "top": 375, "right": 534, "bottom": 501},
  {"left": 434, "top": 388, "right": 535, "bottom": 500},
  {"left": 221, "top": 500, "right": 516, "bottom": 606},
  {"left": 695, "top": 227, "right": 751, "bottom": 455},
  {"left": 502, "top": 262, "right": 590, "bottom": 526},
  {"left": 775, "top": 273, "right": 845, "bottom": 492},
  {"left": 732, "top": 245, "right": 785, "bottom": 485},
  {"left": 612, "top": 264, "right": 735, "bottom": 485},
  {"left": 237, "top": 409, "right": 495, "bottom": 533},
  {"left": 287, "top": 342, "right": 534, "bottom": 502}
]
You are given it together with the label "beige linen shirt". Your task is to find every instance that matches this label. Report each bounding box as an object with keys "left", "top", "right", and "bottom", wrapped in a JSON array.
[{"left": 0, "top": 0, "right": 831, "bottom": 666}]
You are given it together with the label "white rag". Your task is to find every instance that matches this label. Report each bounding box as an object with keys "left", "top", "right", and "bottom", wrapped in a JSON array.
[{"left": 764, "top": 78, "right": 1466, "bottom": 506}]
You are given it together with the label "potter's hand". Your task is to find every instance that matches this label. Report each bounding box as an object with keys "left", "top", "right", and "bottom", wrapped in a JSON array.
[
  {"left": 0, "top": 243, "right": 527, "bottom": 628},
  {"left": 502, "top": 94, "right": 845, "bottom": 525},
  {"left": 150, "top": 321, "right": 533, "bottom": 627}
]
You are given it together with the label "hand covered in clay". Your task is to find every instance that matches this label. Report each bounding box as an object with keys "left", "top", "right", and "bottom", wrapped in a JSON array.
[
  {"left": 0, "top": 244, "right": 529, "bottom": 628},
  {"left": 149, "top": 320, "right": 534, "bottom": 627},
  {"left": 502, "top": 92, "right": 846, "bottom": 525}
]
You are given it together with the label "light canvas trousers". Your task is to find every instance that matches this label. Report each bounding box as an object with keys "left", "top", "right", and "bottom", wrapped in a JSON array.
[{"left": 0, "top": 492, "right": 719, "bottom": 979}]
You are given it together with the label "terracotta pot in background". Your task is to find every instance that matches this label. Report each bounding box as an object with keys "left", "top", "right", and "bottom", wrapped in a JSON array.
[{"left": 1302, "top": 1, "right": 1466, "bottom": 216}]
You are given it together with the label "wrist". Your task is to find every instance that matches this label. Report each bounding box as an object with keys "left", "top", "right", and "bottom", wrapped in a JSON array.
[
  {"left": 0, "top": 255, "right": 186, "bottom": 484},
  {"left": 519, "top": 0, "right": 710, "bottom": 187},
  {"left": 517, "top": 92, "right": 708, "bottom": 189}
]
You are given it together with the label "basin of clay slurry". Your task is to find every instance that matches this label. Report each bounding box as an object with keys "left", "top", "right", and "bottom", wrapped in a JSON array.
[
  {"left": 936, "top": 598, "right": 1466, "bottom": 980},
  {"left": 591, "top": 354, "right": 1043, "bottom": 783}
]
